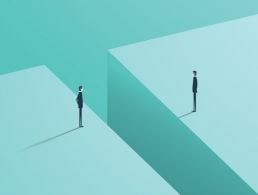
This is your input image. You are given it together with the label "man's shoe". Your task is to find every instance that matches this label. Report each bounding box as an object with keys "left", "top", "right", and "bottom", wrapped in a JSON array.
[
  {"left": 192, "top": 110, "right": 196, "bottom": 112},
  {"left": 80, "top": 125, "right": 84, "bottom": 128}
]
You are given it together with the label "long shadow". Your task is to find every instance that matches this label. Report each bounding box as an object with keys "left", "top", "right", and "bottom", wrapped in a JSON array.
[
  {"left": 22, "top": 127, "right": 81, "bottom": 151},
  {"left": 178, "top": 111, "right": 194, "bottom": 118}
]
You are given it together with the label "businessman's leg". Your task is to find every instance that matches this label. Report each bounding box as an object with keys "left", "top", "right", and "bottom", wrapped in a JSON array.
[
  {"left": 79, "top": 108, "right": 80, "bottom": 127},
  {"left": 193, "top": 93, "right": 196, "bottom": 112},
  {"left": 79, "top": 108, "right": 82, "bottom": 127}
]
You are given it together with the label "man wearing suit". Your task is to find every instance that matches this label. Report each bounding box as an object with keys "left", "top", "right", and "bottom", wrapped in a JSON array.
[
  {"left": 192, "top": 71, "right": 198, "bottom": 112},
  {"left": 76, "top": 86, "right": 84, "bottom": 127}
]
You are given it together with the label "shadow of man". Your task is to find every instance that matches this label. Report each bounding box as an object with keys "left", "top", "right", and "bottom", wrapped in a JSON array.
[
  {"left": 22, "top": 127, "right": 81, "bottom": 151},
  {"left": 178, "top": 111, "right": 194, "bottom": 119}
]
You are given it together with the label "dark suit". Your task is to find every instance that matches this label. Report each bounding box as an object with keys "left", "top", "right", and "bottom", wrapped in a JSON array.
[
  {"left": 76, "top": 92, "right": 83, "bottom": 127},
  {"left": 192, "top": 77, "right": 198, "bottom": 111}
]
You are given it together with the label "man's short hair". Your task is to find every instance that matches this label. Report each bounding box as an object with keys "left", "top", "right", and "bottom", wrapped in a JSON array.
[
  {"left": 79, "top": 86, "right": 83, "bottom": 91},
  {"left": 193, "top": 70, "right": 197, "bottom": 74}
]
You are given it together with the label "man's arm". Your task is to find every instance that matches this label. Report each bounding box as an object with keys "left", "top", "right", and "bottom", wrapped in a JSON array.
[
  {"left": 76, "top": 94, "right": 79, "bottom": 102},
  {"left": 195, "top": 78, "right": 198, "bottom": 92}
]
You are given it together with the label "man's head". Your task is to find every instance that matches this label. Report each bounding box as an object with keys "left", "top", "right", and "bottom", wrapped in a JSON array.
[
  {"left": 193, "top": 70, "right": 197, "bottom": 77},
  {"left": 79, "top": 86, "right": 83, "bottom": 92}
]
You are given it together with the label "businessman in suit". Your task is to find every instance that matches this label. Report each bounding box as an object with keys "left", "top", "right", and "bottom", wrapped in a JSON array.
[
  {"left": 192, "top": 71, "right": 198, "bottom": 112},
  {"left": 76, "top": 86, "right": 84, "bottom": 127}
]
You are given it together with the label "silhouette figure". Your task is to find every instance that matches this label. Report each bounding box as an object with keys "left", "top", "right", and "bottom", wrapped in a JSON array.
[
  {"left": 192, "top": 71, "right": 198, "bottom": 112},
  {"left": 76, "top": 86, "right": 84, "bottom": 127}
]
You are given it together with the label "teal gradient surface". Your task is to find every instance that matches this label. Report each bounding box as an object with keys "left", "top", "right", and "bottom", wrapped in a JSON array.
[
  {"left": 2, "top": 1, "right": 258, "bottom": 193},
  {"left": 110, "top": 14, "right": 258, "bottom": 192},
  {"left": 107, "top": 55, "right": 256, "bottom": 195},
  {"left": 0, "top": 66, "right": 178, "bottom": 195}
]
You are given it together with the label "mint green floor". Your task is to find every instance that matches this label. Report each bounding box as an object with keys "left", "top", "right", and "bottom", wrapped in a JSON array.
[
  {"left": 0, "top": 66, "right": 178, "bottom": 195},
  {"left": 110, "top": 14, "right": 258, "bottom": 192}
]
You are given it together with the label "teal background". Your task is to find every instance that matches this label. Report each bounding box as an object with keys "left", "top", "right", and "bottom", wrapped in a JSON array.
[
  {"left": 1, "top": 0, "right": 258, "bottom": 121},
  {"left": 1, "top": 1, "right": 258, "bottom": 194}
]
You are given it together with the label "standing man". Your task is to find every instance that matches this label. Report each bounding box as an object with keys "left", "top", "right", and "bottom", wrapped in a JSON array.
[
  {"left": 76, "top": 86, "right": 84, "bottom": 127},
  {"left": 192, "top": 71, "right": 198, "bottom": 112}
]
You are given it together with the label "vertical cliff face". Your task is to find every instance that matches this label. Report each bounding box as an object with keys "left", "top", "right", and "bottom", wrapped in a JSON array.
[{"left": 107, "top": 14, "right": 258, "bottom": 194}]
